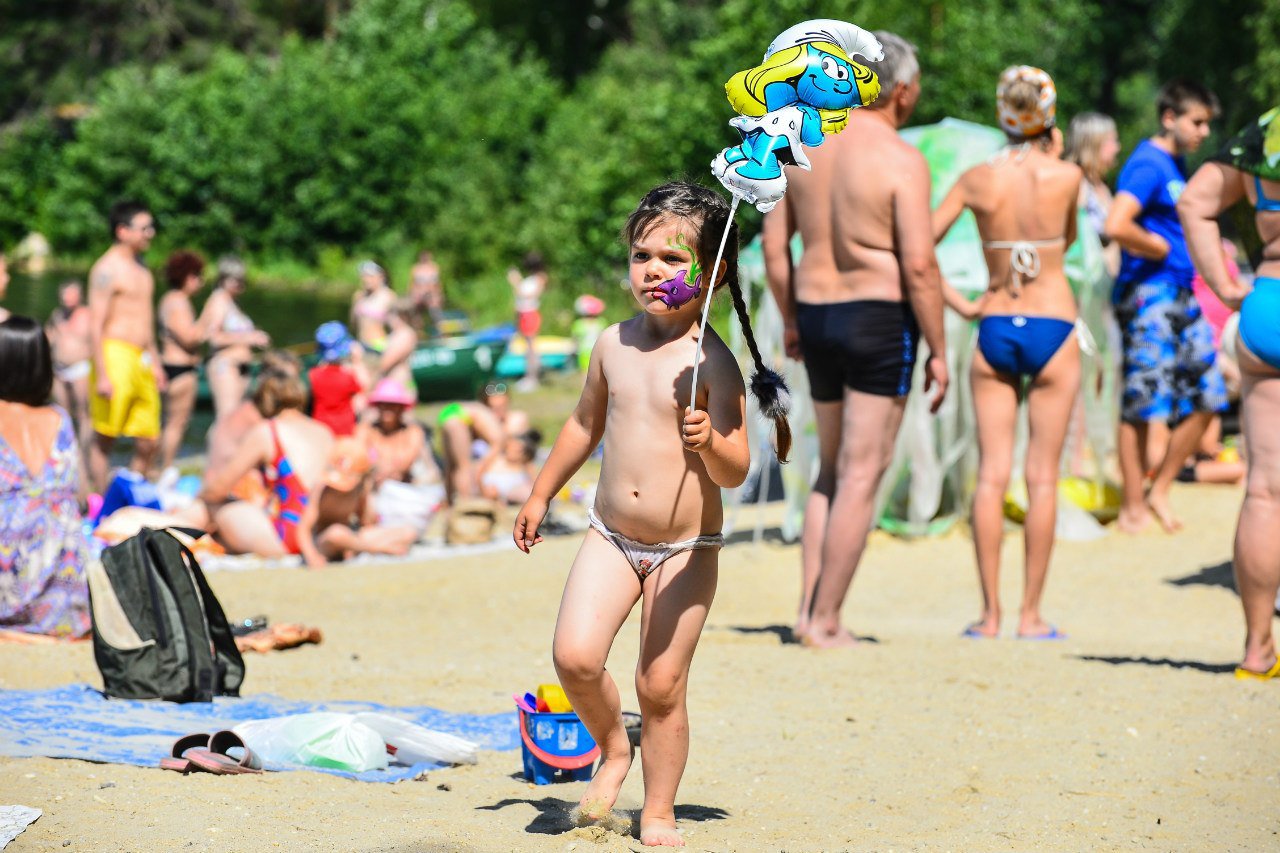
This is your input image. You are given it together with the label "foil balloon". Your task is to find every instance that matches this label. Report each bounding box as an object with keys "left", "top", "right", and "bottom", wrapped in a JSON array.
[
  {"left": 691, "top": 20, "right": 882, "bottom": 413},
  {"left": 711, "top": 19, "right": 883, "bottom": 213}
]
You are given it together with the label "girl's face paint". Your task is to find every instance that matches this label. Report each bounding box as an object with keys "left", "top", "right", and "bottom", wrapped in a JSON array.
[
  {"left": 654, "top": 234, "right": 703, "bottom": 308},
  {"left": 628, "top": 219, "right": 705, "bottom": 313}
]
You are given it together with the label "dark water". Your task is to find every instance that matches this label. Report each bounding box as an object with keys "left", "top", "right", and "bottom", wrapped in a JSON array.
[{"left": 5, "top": 266, "right": 352, "bottom": 350}]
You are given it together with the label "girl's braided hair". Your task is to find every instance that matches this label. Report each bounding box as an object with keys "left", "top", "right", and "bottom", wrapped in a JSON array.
[{"left": 623, "top": 181, "right": 792, "bottom": 462}]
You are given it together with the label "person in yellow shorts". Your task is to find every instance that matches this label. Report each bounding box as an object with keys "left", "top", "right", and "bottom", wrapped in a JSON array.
[
  {"left": 89, "top": 339, "right": 161, "bottom": 441},
  {"left": 86, "top": 201, "right": 168, "bottom": 490}
]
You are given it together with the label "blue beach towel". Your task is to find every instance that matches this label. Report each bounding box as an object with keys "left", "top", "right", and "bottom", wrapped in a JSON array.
[{"left": 0, "top": 685, "right": 518, "bottom": 782}]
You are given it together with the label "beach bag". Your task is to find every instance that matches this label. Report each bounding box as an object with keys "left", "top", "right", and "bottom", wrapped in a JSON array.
[
  {"left": 87, "top": 527, "right": 244, "bottom": 702},
  {"left": 446, "top": 498, "right": 499, "bottom": 545}
]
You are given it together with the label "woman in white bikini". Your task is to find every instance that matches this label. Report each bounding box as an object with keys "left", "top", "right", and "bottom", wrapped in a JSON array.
[
  {"left": 200, "top": 257, "right": 269, "bottom": 420},
  {"left": 350, "top": 260, "right": 396, "bottom": 358}
]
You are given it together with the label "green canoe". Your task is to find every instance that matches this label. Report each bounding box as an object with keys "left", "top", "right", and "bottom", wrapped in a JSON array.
[{"left": 195, "top": 335, "right": 508, "bottom": 406}]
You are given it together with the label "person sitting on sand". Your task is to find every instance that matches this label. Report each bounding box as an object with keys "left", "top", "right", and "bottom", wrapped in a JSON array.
[
  {"left": 932, "top": 66, "right": 1082, "bottom": 640},
  {"left": 357, "top": 379, "right": 446, "bottom": 532},
  {"left": 201, "top": 353, "right": 333, "bottom": 558},
  {"left": 308, "top": 321, "right": 369, "bottom": 437},
  {"left": 514, "top": 182, "right": 790, "bottom": 847},
  {"left": 357, "top": 378, "right": 442, "bottom": 487},
  {"left": 479, "top": 431, "right": 538, "bottom": 506},
  {"left": 437, "top": 397, "right": 505, "bottom": 500},
  {"left": 0, "top": 316, "right": 92, "bottom": 640},
  {"left": 479, "top": 380, "right": 532, "bottom": 438},
  {"left": 295, "top": 435, "right": 418, "bottom": 569}
]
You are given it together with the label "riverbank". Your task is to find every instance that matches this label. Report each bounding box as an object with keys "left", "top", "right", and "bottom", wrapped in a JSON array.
[{"left": 1, "top": 481, "right": 1274, "bottom": 851}]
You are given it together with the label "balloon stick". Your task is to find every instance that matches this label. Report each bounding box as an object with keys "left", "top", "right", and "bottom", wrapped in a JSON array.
[{"left": 688, "top": 192, "right": 742, "bottom": 412}]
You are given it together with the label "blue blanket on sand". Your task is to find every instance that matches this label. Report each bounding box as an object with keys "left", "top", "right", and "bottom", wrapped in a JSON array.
[{"left": 0, "top": 684, "right": 518, "bottom": 782}]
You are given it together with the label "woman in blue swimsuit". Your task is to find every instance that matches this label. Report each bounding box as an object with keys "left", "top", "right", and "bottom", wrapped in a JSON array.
[
  {"left": 1179, "top": 106, "right": 1280, "bottom": 680},
  {"left": 932, "top": 66, "right": 1084, "bottom": 640}
]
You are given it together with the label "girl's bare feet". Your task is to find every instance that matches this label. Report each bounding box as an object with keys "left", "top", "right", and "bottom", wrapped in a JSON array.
[
  {"left": 573, "top": 747, "right": 633, "bottom": 825},
  {"left": 640, "top": 814, "right": 684, "bottom": 847}
]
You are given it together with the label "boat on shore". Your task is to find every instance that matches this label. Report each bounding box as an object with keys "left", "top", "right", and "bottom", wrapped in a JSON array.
[{"left": 196, "top": 332, "right": 511, "bottom": 406}]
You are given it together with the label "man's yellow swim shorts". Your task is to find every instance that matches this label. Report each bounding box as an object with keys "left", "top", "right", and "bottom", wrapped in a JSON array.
[{"left": 89, "top": 339, "right": 161, "bottom": 439}]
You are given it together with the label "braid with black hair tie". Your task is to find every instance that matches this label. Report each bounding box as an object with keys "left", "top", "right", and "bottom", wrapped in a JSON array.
[{"left": 725, "top": 273, "right": 792, "bottom": 462}]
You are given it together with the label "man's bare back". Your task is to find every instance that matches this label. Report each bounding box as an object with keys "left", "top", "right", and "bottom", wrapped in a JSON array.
[
  {"left": 89, "top": 247, "right": 157, "bottom": 353},
  {"left": 779, "top": 108, "right": 930, "bottom": 304}
]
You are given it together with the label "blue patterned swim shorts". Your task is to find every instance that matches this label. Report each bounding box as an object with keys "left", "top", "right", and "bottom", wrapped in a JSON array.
[{"left": 1115, "top": 279, "right": 1228, "bottom": 424}]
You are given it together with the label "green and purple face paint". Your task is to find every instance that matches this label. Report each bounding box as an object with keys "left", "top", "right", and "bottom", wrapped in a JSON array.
[{"left": 654, "top": 234, "right": 704, "bottom": 309}]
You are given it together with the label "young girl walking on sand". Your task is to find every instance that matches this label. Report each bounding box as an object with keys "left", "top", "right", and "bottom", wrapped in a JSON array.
[{"left": 514, "top": 182, "right": 790, "bottom": 847}]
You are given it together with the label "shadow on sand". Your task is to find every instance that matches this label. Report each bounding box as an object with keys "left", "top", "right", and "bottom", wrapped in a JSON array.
[
  {"left": 722, "top": 526, "right": 790, "bottom": 547},
  {"left": 1074, "top": 654, "right": 1236, "bottom": 675},
  {"left": 476, "top": 797, "right": 729, "bottom": 841},
  {"left": 715, "top": 624, "right": 881, "bottom": 646},
  {"left": 1166, "top": 560, "right": 1236, "bottom": 592}
]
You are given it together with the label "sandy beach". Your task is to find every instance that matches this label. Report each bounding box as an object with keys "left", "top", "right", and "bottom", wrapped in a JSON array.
[{"left": 1, "top": 480, "right": 1277, "bottom": 852}]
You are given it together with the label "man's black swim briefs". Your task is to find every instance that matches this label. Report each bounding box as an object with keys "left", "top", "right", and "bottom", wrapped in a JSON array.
[{"left": 796, "top": 300, "right": 919, "bottom": 401}]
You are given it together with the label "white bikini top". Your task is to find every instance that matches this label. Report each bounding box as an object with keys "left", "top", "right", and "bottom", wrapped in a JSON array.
[{"left": 982, "top": 237, "right": 1065, "bottom": 298}]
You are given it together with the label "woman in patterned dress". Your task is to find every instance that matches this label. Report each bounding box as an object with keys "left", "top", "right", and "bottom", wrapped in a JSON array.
[{"left": 0, "top": 316, "right": 92, "bottom": 639}]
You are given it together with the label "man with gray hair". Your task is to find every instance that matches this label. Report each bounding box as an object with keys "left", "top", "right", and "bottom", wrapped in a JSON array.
[{"left": 763, "top": 31, "right": 947, "bottom": 647}]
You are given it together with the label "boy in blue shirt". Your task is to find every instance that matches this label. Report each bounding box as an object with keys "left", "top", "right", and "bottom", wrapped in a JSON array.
[{"left": 1105, "top": 79, "right": 1227, "bottom": 534}]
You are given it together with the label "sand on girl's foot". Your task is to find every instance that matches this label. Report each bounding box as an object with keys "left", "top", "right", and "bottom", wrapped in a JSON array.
[
  {"left": 570, "top": 748, "right": 632, "bottom": 830},
  {"left": 639, "top": 819, "right": 684, "bottom": 847},
  {"left": 568, "top": 803, "right": 631, "bottom": 834}
]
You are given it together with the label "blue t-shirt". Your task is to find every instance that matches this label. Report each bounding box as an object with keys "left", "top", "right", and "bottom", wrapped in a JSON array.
[{"left": 1115, "top": 139, "right": 1193, "bottom": 288}]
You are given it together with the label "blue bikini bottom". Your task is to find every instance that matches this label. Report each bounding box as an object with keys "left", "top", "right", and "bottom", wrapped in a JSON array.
[
  {"left": 977, "top": 315, "right": 1075, "bottom": 378},
  {"left": 1239, "top": 277, "right": 1280, "bottom": 371}
]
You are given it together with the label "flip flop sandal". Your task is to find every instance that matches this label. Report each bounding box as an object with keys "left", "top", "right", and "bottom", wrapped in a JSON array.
[
  {"left": 159, "top": 732, "right": 211, "bottom": 773},
  {"left": 185, "top": 730, "right": 264, "bottom": 775},
  {"left": 1016, "top": 625, "right": 1066, "bottom": 640},
  {"left": 961, "top": 623, "right": 999, "bottom": 639},
  {"left": 1234, "top": 658, "right": 1280, "bottom": 681}
]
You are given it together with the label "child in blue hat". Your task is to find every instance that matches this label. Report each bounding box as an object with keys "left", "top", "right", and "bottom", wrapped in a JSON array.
[{"left": 308, "top": 321, "right": 369, "bottom": 436}]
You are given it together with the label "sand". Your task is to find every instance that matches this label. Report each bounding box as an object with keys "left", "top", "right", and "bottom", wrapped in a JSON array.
[{"left": 1, "top": 481, "right": 1277, "bottom": 852}]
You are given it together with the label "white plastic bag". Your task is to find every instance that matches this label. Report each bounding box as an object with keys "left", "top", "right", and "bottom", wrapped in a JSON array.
[
  {"left": 234, "top": 713, "right": 388, "bottom": 772},
  {"left": 354, "top": 712, "right": 479, "bottom": 765}
]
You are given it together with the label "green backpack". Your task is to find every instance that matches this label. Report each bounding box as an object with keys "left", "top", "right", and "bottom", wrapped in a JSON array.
[{"left": 87, "top": 528, "right": 244, "bottom": 702}]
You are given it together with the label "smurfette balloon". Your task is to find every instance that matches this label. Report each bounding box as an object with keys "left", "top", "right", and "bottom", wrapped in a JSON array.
[
  {"left": 691, "top": 20, "right": 881, "bottom": 414},
  {"left": 711, "top": 20, "right": 883, "bottom": 213}
]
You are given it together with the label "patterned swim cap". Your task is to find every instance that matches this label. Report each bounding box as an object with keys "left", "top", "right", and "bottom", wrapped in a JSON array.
[{"left": 996, "top": 66, "right": 1057, "bottom": 138}]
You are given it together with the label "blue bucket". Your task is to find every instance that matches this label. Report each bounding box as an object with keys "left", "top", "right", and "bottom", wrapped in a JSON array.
[{"left": 516, "top": 704, "right": 599, "bottom": 785}]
